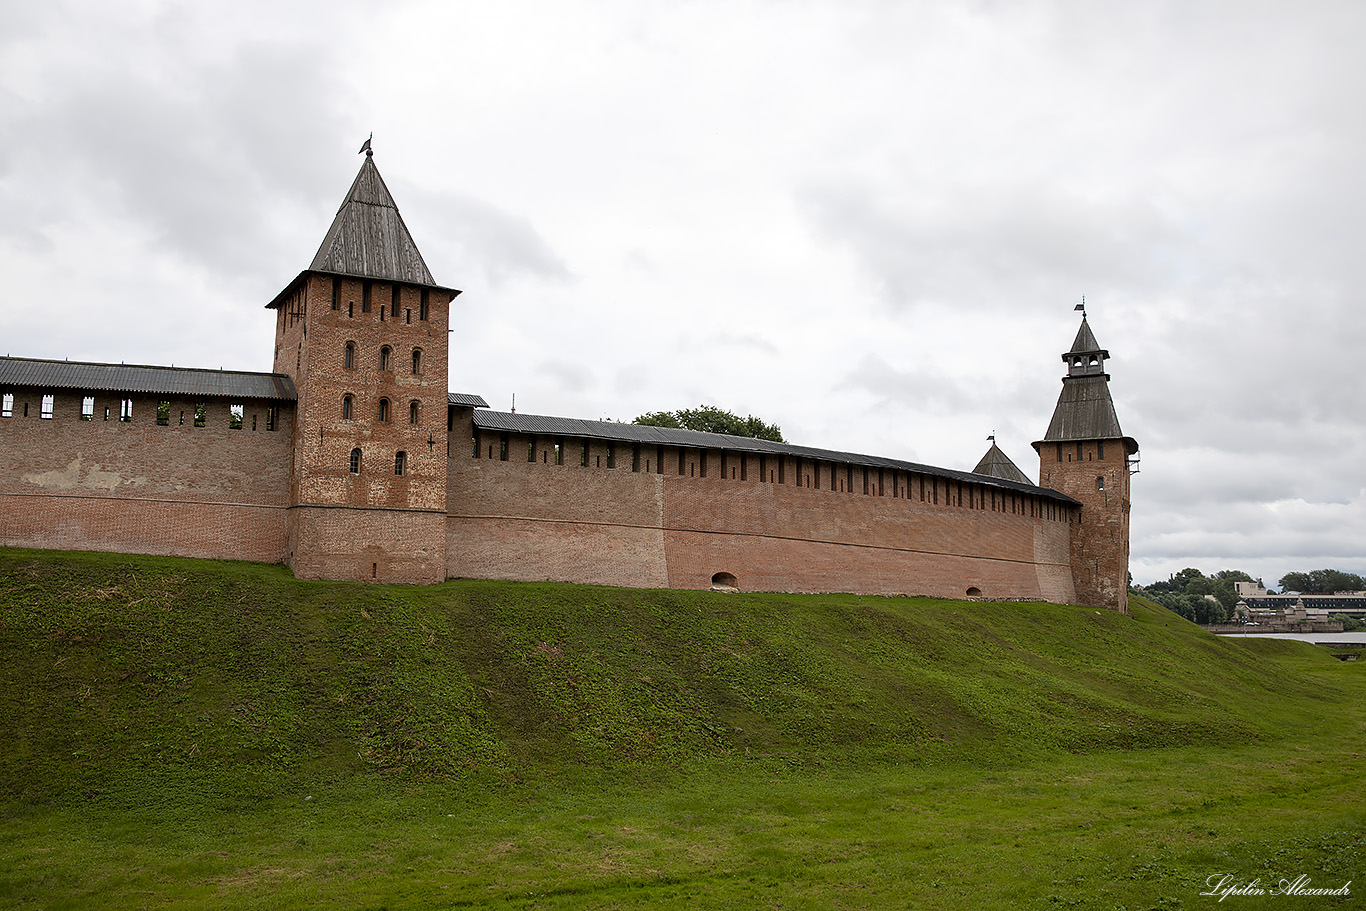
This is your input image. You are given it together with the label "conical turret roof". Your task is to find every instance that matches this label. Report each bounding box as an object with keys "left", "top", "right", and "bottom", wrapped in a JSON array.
[
  {"left": 971, "top": 442, "right": 1033, "bottom": 485},
  {"left": 1034, "top": 316, "right": 1137, "bottom": 454},
  {"left": 1068, "top": 316, "right": 1107, "bottom": 357},
  {"left": 308, "top": 155, "right": 438, "bottom": 286}
]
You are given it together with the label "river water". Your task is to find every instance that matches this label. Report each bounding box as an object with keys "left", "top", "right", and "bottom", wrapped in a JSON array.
[{"left": 1217, "top": 631, "right": 1366, "bottom": 644}]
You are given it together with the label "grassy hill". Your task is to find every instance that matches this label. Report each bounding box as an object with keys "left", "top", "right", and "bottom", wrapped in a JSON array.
[{"left": 1, "top": 548, "right": 1362, "bottom": 909}]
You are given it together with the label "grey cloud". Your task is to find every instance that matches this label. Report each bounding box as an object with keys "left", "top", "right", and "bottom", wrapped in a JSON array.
[
  {"left": 798, "top": 179, "right": 1184, "bottom": 312},
  {"left": 402, "top": 188, "right": 570, "bottom": 289}
]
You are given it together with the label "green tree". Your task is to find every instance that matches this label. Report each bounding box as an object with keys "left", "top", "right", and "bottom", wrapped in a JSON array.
[
  {"left": 633, "top": 405, "right": 784, "bottom": 442},
  {"left": 1278, "top": 569, "right": 1366, "bottom": 593}
]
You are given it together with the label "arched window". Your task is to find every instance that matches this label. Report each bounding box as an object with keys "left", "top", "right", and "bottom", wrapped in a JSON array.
[
  {"left": 342, "top": 394, "right": 354, "bottom": 420},
  {"left": 379, "top": 346, "right": 392, "bottom": 371},
  {"left": 411, "top": 348, "right": 422, "bottom": 374},
  {"left": 394, "top": 451, "right": 407, "bottom": 476},
  {"left": 344, "top": 341, "right": 356, "bottom": 369},
  {"left": 349, "top": 448, "right": 362, "bottom": 474},
  {"left": 1096, "top": 476, "right": 1105, "bottom": 491},
  {"left": 409, "top": 400, "right": 419, "bottom": 425},
  {"left": 378, "top": 398, "right": 390, "bottom": 423}
]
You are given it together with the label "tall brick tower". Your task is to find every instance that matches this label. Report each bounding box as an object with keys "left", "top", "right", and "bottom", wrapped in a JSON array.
[
  {"left": 266, "top": 149, "right": 459, "bottom": 583},
  {"left": 1033, "top": 314, "right": 1138, "bottom": 613}
]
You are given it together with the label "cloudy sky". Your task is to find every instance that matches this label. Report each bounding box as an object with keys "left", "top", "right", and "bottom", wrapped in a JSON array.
[{"left": 2, "top": 0, "right": 1363, "bottom": 588}]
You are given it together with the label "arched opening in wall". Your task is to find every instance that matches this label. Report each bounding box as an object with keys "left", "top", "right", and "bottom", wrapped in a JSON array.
[
  {"left": 965, "top": 586, "right": 982, "bottom": 598},
  {"left": 379, "top": 346, "right": 392, "bottom": 371},
  {"left": 711, "top": 572, "right": 738, "bottom": 592},
  {"left": 344, "top": 341, "right": 355, "bottom": 369},
  {"left": 349, "top": 448, "right": 362, "bottom": 474},
  {"left": 378, "top": 398, "right": 390, "bottom": 423},
  {"left": 342, "top": 394, "right": 354, "bottom": 420}
]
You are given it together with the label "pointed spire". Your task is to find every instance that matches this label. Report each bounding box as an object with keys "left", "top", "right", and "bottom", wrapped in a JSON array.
[
  {"left": 1068, "top": 315, "right": 1105, "bottom": 357},
  {"left": 308, "top": 155, "right": 438, "bottom": 286},
  {"left": 972, "top": 442, "right": 1032, "bottom": 485}
]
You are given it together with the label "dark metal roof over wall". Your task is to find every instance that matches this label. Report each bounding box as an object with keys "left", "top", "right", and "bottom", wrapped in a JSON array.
[
  {"left": 0, "top": 356, "right": 297, "bottom": 401},
  {"left": 471, "top": 408, "right": 1078, "bottom": 504},
  {"left": 971, "top": 442, "right": 1033, "bottom": 485},
  {"left": 448, "top": 392, "right": 489, "bottom": 408},
  {"left": 308, "top": 155, "right": 439, "bottom": 286}
]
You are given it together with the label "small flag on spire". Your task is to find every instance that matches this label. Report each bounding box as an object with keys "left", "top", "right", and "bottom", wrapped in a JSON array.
[{"left": 358, "top": 132, "right": 373, "bottom": 156}]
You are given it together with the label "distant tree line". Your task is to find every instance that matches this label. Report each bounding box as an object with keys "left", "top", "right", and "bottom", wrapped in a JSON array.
[
  {"left": 1133, "top": 567, "right": 1366, "bottom": 625},
  {"left": 1276, "top": 569, "right": 1366, "bottom": 594},
  {"left": 1135, "top": 568, "right": 1256, "bottom": 625},
  {"left": 633, "top": 406, "right": 784, "bottom": 442}
]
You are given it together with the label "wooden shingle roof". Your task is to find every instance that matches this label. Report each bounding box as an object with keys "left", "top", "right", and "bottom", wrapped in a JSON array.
[
  {"left": 971, "top": 442, "right": 1033, "bottom": 484},
  {"left": 309, "top": 155, "right": 438, "bottom": 286}
]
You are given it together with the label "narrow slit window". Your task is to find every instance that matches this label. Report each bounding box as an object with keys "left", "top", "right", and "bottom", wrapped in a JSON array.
[
  {"left": 344, "top": 341, "right": 356, "bottom": 369},
  {"left": 266, "top": 405, "right": 279, "bottom": 431},
  {"left": 420, "top": 288, "right": 429, "bottom": 321},
  {"left": 331, "top": 277, "right": 341, "bottom": 310},
  {"left": 499, "top": 432, "right": 509, "bottom": 461},
  {"left": 606, "top": 442, "right": 616, "bottom": 469},
  {"left": 391, "top": 284, "right": 400, "bottom": 318},
  {"left": 412, "top": 348, "right": 422, "bottom": 374},
  {"left": 395, "top": 451, "right": 407, "bottom": 476},
  {"left": 362, "top": 281, "right": 371, "bottom": 312},
  {"left": 528, "top": 435, "right": 538, "bottom": 462}
]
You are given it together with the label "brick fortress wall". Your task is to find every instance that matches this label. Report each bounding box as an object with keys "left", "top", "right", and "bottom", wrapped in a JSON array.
[
  {"left": 445, "top": 410, "right": 1078, "bottom": 601},
  {"left": 0, "top": 390, "right": 292, "bottom": 563}
]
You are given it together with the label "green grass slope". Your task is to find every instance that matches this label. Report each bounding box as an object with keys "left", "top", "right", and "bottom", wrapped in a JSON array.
[{"left": 0, "top": 547, "right": 1348, "bottom": 807}]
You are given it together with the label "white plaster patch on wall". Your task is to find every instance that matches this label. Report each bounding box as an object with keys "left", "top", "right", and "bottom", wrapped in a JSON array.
[
  {"left": 22, "top": 456, "right": 85, "bottom": 490},
  {"left": 21, "top": 455, "right": 125, "bottom": 492}
]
